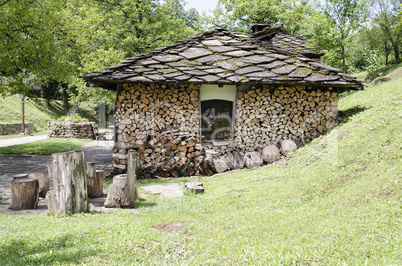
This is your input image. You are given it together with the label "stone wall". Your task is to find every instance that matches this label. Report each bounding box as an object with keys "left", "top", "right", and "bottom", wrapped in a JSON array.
[
  {"left": 112, "top": 83, "right": 200, "bottom": 174},
  {"left": 0, "top": 123, "right": 34, "bottom": 135},
  {"left": 47, "top": 121, "right": 96, "bottom": 139}
]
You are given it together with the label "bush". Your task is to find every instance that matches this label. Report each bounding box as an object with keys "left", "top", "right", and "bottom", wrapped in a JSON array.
[
  {"left": 60, "top": 113, "right": 88, "bottom": 122},
  {"left": 362, "top": 48, "right": 382, "bottom": 78}
]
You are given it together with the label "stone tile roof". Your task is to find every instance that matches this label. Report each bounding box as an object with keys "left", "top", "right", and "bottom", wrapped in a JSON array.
[{"left": 81, "top": 28, "right": 364, "bottom": 90}]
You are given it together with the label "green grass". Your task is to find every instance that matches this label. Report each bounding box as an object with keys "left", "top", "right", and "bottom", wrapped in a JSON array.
[
  {"left": 0, "top": 95, "right": 98, "bottom": 132},
  {"left": 0, "top": 77, "right": 401, "bottom": 264},
  {"left": 0, "top": 138, "right": 93, "bottom": 155}
]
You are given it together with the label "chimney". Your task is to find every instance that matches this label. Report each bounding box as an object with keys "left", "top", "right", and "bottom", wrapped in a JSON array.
[{"left": 251, "top": 23, "right": 283, "bottom": 41}]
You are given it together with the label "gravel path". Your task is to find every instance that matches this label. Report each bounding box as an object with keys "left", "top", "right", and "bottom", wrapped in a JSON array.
[{"left": 0, "top": 135, "right": 48, "bottom": 147}]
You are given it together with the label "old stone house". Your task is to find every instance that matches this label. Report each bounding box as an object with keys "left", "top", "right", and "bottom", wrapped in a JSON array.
[{"left": 81, "top": 24, "right": 364, "bottom": 178}]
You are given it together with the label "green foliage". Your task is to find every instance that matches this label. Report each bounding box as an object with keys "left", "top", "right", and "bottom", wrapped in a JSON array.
[
  {"left": 208, "top": 0, "right": 314, "bottom": 33},
  {"left": 361, "top": 47, "right": 383, "bottom": 77},
  {"left": 0, "top": 0, "right": 82, "bottom": 93},
  {"left": 0, "top": 138, "right": 92, "bottom": 155},
  {"left": 319, "top": 0, "right": 369, "bottom": 72},
  {"left": 60, "top": 113, "right": 88, "bottom": 123},
  {"left": 373, "top": 0, "right": 402, "bottom": 64},
  {"left": 0, "top": 0, "right": 199, "bottom": 102}
]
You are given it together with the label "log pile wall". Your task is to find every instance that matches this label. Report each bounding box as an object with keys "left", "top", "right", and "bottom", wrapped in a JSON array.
[
  {"left": 112, "top": 83, "right": 200, "bottom": 174},
  {"left": 234, "top": 85, "right": 338, "bottom": 151},
  {"left": 112, "top": 83, "right": 339, "bottom": 177}
]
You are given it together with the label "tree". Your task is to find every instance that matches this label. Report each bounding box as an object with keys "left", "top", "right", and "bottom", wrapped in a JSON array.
[
  {"left": 207, "top": 0, "right": 315, "bottom": 34},
  {"left": 70, "top": 0, "right": 199, "bottom": 107},
  {"left": 373, "top": 0, "right": 402, "bottom": 64},
  {"left": 0, "top": 0, "right": 199, "bottom": 104},
  {"left": 320, "top": 0, "right": 368, "bottom": 73},
  {"left": 0, "top": 0, "right": 81, "bottom": 95}
]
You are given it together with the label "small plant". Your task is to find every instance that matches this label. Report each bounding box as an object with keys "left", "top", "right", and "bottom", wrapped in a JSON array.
[
  {"left": 362, "top": 47, "right": 382, "bottom": 78},
  {"left": 62, "top": 113, "right": 88, "bottom": 123}
]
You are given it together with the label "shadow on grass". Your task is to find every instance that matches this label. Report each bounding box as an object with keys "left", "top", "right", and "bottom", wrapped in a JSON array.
[
  {"left": 338, "top": 105, "right": 368, "bottom": 124},
  {"left": 0, "top": 234, "right": 100, "bottom": 264},
  {"left": 135, "top": 198, "right": 157, "bottom": 208}
]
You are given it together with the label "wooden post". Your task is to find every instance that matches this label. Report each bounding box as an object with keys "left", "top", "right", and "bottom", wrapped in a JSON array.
[
  {"left": 9, "top": 178, "right": 39, "bottom": 210},
  {"left": 21, "top": 96, "right": 25, "bottom": 134},
  {"left": 46, "top": 150, "right": 89, "bottom": 215},
  {"left": 127, "top": 150, "right": 138, "bottom": 201},
  {"left": 28, "top": 172, "right": 49, "bottom": 198}
]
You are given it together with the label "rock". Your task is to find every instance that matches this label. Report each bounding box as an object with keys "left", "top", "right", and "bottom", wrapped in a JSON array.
[
  {"left": 142, "top": 183, "right": 184, "bottom": 198},
  {"left": 209, "top": 157, "right": 228, "bottom": 173},
  {"left": 244, "top": 152, "right": 263, "bottom": 168},
  {"left": 225, "top": 152, "right": 244, "bottom": 170},
  {"left": 280, "top": 139, "right": 297, "bottom": 156},
  {"left": 262, "top": 145, "right": 280, "bottom": 163},
  {"left": 373, "top": 77, "right": 391, "bottom": 85}
]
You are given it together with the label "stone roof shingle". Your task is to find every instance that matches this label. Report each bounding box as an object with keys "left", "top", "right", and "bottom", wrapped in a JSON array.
[{"left": 81, "top": 28, "right": 364, "bottom": 90}]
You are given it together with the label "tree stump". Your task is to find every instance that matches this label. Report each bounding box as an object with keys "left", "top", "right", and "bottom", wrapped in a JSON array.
[
  {"left": 87, "top": 169, "right": 104, "bottom": 198},
  {"left": 9, "top": 178, "right": 39, "bottom": 210},
  {"left": 13, "top": 174, "right": 28, "bottom": 180},
  {"left": 104, "top": 150, "right": 137, "bottom": 208},
  {"left": 185, "top": 182, "right": 205, "bottom": 194},
  {"left": 86, "top": 162, "right": 103, "bottom": 198},
  {"left": 46, "top": 150, "right": 89, "bottom": 215},
  {"left": 28, "top": 172, "right": 49, "bottom": 198}
]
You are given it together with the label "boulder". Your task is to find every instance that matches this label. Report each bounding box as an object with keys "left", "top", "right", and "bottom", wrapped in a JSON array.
[
  {"left": 373, "top": 77, "right": 391, "bottom": 85},
  {"left": 280, "top": 139, "right": 297, "bottom": 156},
  {"left": 244, "top": 152, "right": 263, "bottom": 168},
  {"left": 262, "top": 145, "right": 280, "bottom": 163},
  {"left": 225, "top": 152, "right": 244, "bottom": 170},
  {"left": 209, "top": 157, "right": 228, "bottom": 173}
]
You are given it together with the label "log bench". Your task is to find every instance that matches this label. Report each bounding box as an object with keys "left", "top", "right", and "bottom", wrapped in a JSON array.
[{"left": 9, "top": 174, "right": 39, "bottom": 210}]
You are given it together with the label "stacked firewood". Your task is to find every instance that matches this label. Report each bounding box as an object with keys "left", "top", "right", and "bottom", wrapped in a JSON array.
[
  {"left": 234, "top": 85, "right": 338, "bottom": 150},
  {"left": 136, "top": 130, "right": 209, "bottom": 179}
]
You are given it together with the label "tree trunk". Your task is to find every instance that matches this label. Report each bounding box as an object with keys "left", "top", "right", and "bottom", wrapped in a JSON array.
[
  {"left": 9, "top": 178, "right": 39, "bottom": 210},
  {"left": 46, "top": 150, "right": 89, "bottom": 215},
  {"left": 391, "top": 40, "right": 400, "bottom": 64},
  {"left": 384, "top": 41, "right": 389, "bottom": 66},
  {"left": 341, "top": 45, "right": 346, "bottom": 73}
]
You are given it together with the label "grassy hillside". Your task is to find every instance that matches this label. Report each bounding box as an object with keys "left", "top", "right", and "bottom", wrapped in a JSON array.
[
  {"left": 353, "top": 63, "right": 402, "bottom": 83},
  {"left": 0, "top": 95, "right": 98, "bottom": 132},
  {"left": 0, "top": 77, "right": 401, "bottom": 264}
]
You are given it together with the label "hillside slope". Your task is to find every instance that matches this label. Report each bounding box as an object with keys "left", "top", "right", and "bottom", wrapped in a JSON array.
[
  {"left": 0, "top": 77, "right": 401, "bottom": 264},
  {"left": 0, "top": 95, "right": 98, "bottom": 132}
]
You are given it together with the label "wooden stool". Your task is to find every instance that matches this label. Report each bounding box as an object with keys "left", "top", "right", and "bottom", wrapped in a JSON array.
[{"left": 9, "top": 178, "right": 39, "bottom": 210}]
